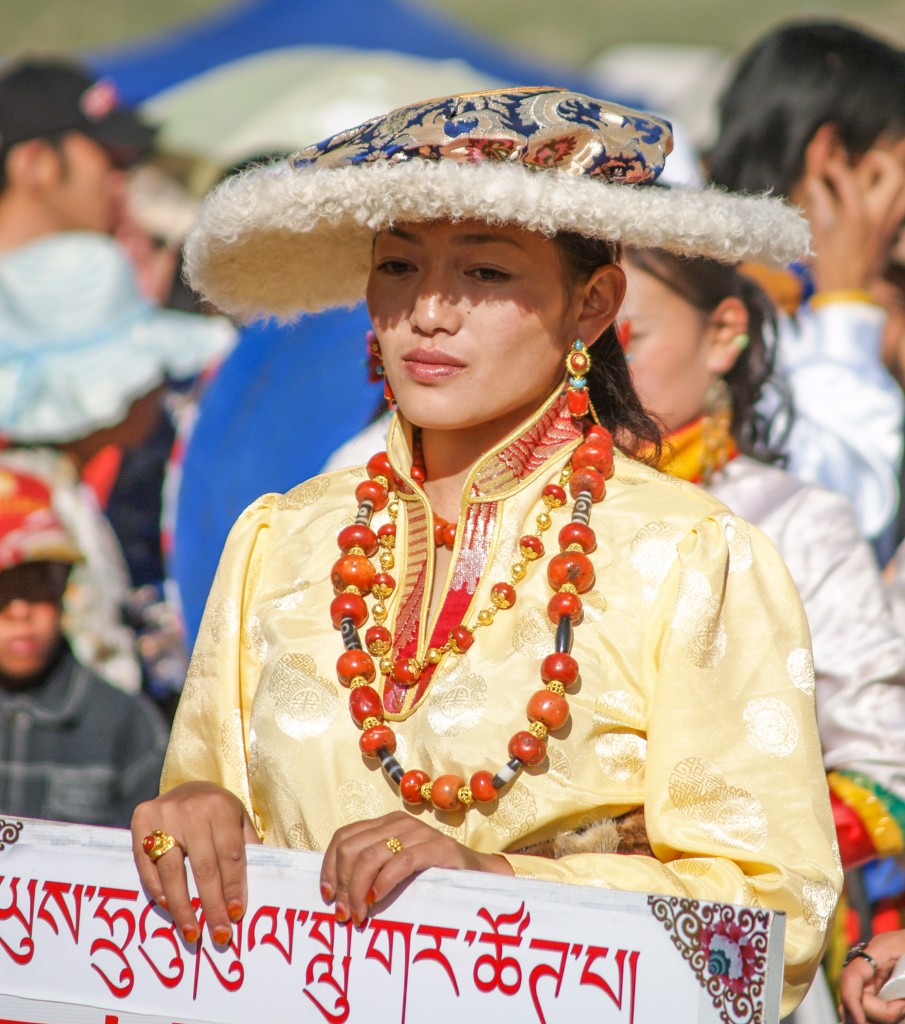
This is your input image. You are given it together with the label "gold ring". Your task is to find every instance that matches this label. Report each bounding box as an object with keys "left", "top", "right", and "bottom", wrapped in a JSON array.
[
  {"left": 385, "top": 836, "right": 404, "bottom": 855},
  {"left": 142, "top": 829, "right": 180, "bottom": 863}
]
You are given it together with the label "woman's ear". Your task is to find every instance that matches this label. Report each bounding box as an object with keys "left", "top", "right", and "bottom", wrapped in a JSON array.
[
  {"left": 577, "top": 263, "right": 626, "bottom": 345},
  {"left": 706, "top": 296, "right": 749, "bottom": 375},
  {"left": 4, "top": 138, "right": 63, "bottom": 193}
]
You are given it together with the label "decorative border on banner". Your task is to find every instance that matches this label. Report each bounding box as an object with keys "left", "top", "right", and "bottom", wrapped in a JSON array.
[
  {"left": 647, "top": 895, "right": 771, "bottom": 1024},
  {"left": 0, "top": 819, "right": 23, "bottom": 853}
]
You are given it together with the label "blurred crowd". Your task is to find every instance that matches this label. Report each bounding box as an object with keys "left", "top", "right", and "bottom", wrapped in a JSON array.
[{"left": 1, "top": 17, "right": 905, "bottom": 1023}]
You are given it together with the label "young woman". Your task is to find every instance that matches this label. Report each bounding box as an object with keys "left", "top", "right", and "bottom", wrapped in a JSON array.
[
  {"left": 707, "top": 21, "right": 905, "bottom": 556},
  {"left": 130, "top": 87, "right": 839, "bottom": 1016},
  {"left": 619, "top": 249, "right": 905, "bottom": 1002}
]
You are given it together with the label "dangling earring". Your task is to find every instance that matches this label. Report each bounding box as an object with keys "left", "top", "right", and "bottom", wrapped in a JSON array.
[
  {"left": 564, "top": 339, "right": 591, "bottom": 419},
  {"left": 366, "top": 330, "right": 396, "bottom": 410},
  {"left": 701, "top": 377, "right": 732, "bottom": 485}
]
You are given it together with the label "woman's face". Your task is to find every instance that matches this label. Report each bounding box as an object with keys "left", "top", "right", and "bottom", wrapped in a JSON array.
[
  {"left": 619, "top": 262, "right": 725, "bottom": 433},
  {"left": 366, "top": 220, "right": 616, "bottom": 439}
]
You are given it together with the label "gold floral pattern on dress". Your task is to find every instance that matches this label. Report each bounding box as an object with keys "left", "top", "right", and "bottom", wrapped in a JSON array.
[
  {"left": 594, "top": 690, "right": 645, "bottom": 730},
  {"left": 669, "top": 858, "right": 712, "bottom": 877},
  {"left": 220, "top": 708, "right": 247, "bottom": 778},
  {"left": 668, "top": 758, "right": 768, "bottom": 852},
  {"left": 181, "top": 649, "right": 212, "bottom": 701},
  {"left": 630, "top": 520, "right": 681, "bottom": 604},
  {"left": 208, "top": 597, "right": 239, "bottom": 644},
  {"left": 242, "top": 615, "right": 268, "bottom": 663},
  {"left": 671, "top": 568, "right": 727, "bottom": 669},
  {"left": 248, "top": 727, "right": 259, "bottom": 776},
  {"left": 547, "top": 745, "right": 572, "bottom": 780},
  {"left": 594, "top": 732, "right": 646, "bottom": 781},
  {"left": 721, "top": 514, "right": 753, "bottom": 573},
  {"left": 272, "top": 577, "right": 311, "bottom": 611},
  {"left": 787, "top": 648, "right": 816, "bottom": 696},
  {"left": 801, "top": 879, "right": 837, "bottom": 931},
  {"left": 287, "top": 820, "right": 317, "bottom": 851},
  {"left": 660, "top": 865, "right": 692, "bottom": 896},
  {"left": 338, "top": 779, "right": 382, "bottom": 826},
  {"left": 743, "top": 697, "right": 799, "bottom": 758},
  {"left": 425, "top": 663, "right": 488, "bottom": 736},
  {"left": 584, "top": 590, "right": 607, "bottom": 618},
  {"left": 277, "top": 476, "right": 331, "bottom": 510},
  {"left": 488, "top": 779, "right": 537, "bottom": 840},
  {"left": 267, "top": 653, "right": 339, "bottom": 739},
  {"left": 511, "top": 605, "right": 555, "bottom": 659}
]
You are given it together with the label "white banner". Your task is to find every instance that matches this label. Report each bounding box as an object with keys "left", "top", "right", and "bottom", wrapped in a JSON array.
[{"left": 0, "top": 817, "right": 784, "bottom": 1023}]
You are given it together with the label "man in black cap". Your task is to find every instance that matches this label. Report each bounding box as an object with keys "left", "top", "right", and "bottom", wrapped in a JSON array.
[{"left": 0, "top": 58, "right": 155, "bottom": 252}]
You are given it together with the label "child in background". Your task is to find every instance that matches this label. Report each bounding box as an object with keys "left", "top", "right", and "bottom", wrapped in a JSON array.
[{"left": 0, "top": 467, "right": 167, "bottom": 827}]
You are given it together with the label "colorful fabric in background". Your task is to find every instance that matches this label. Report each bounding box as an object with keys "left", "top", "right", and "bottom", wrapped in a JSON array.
[
  {"left": 0, "top": 467, "right": 81, "bottom": 571},
  {"left": 828, "top": 770, "right": 905, "bottom": 868}
]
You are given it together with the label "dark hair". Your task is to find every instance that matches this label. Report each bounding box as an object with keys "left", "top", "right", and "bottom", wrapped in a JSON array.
[
  {"left": 553, "top": 232, "right": 662, "bottom": 461},
  {"left": 623, "top": 248, "right": 790, "bottom": 463},
  {"left": 708, "top": 21, "right": 905, "bottom": 196}
]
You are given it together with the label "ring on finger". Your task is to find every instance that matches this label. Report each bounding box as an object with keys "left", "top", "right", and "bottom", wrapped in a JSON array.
[
  {"left": 385, "top": 836, "right": 404, "bottom": 855},
  {"left": 142, "top": 829, "right": 182, "bottom": 863}
]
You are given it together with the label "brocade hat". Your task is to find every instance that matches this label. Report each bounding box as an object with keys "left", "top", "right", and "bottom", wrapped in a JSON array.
[{"left": 184, "top": 86, "right": 811, "bottom": 321}]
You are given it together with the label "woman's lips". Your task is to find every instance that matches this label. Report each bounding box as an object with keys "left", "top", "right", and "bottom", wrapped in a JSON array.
[{"left": 402, "top": 349, "right": 465, "bottom": 382}]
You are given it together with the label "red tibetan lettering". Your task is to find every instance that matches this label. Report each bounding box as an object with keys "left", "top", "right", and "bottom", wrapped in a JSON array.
[
  {"left": 192, "top": 911, "right": 245, "bottom": 997},
  {"left": 0, "top": 876, "right": 37, "bottom": 965},
  {"left": 303, "top": 911, "right": 352, "bottom": 1023},
  {"left": 413, "top": 924, "right": 460, "bottom": 996},
  {"left": 37, "top": 880, "right": 86, "bottom": 943},
  {"left": 365, "top": 919, "right": 414, "bottom": 1023},
  {"left": 137, "top": 900, "right": 186, "bottom": 989},
  {"left": 527, "top": 937, "right": 571, "bottom": 1024},
  {"left": 580, "top": 946, "right": 640, "bottom": 1024},
  {"left": 473, "top": 902, "right": 530, "bottom": 996},
  {"left": 247, "top": 904, "right": 308, "bottom": 964},
  {"left": 89, "top": 887, "right": 139, "bottom": 998}
]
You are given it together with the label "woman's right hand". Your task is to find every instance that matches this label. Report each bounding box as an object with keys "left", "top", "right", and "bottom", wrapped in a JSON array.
[
  {"left": 803, "top": 147, "right": 905, "bottom": 294},
  {"left": 131, "top": 782, "right": 262, "bottom": 945},
  {"left": 839, "top": 931, "right": 905, "bottom": 1024}
]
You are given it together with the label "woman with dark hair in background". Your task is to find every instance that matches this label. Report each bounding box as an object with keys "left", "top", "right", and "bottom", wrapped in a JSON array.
[
  {"left": 621, "top": 245, "right": 905, "bottom": 881},
  {"left": 708, "top": 21, "right": 905, "bottom": 560}
]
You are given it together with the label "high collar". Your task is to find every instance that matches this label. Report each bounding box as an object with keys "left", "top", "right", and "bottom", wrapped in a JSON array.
[{"left": 384, "top": 387, "right": 584, "bottom": 504}]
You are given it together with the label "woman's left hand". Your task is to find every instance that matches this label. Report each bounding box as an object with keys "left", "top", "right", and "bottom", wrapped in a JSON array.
[{"left": 320, "top": 811, "right": 513, "bottom": 926}]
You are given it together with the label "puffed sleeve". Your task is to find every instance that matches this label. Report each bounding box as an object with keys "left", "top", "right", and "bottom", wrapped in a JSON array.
[
  {"left": 161, "top": 494, "right": 276, "bottom": 829},
  {"left": 503, "top": 513, "right": 842, "bottom": 1017}
]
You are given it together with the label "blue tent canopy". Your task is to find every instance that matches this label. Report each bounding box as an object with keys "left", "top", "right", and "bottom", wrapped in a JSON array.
[
  {"left": 172, "top": 307, "right": 381, "bottom": 646},
  {"left": 90, "top": 0, "right": 599, "bottom": 103}
]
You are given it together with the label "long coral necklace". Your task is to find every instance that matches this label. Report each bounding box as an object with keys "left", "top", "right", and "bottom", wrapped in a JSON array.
[{"left": 330, "top": 418, "right": 613, "bottom": 813}]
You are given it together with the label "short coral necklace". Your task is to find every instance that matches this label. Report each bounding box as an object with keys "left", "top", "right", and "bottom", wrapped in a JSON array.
[{"left": 330, "top": 414, "right": 613, "bottom": 814}]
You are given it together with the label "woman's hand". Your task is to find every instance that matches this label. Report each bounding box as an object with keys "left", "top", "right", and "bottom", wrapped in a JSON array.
[
  {"left": 802, "top": 148, "right": 905, "bottom": 294},
  {"left": 320, "top": 811, "right": 513, "bottom": 927},
  {"left": 131, "top": 782, "right": 262, "bottom": 945},
  {"left": 839, "top": 931, "right": 905, "bottom": 1024}
]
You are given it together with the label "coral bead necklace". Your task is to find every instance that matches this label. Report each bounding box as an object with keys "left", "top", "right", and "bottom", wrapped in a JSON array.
[{"left": 330, "top": 417, "right": 614, "bottom": 813}]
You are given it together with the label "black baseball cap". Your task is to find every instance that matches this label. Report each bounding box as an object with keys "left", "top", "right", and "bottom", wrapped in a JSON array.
[{"left": 0, "top": 60, "right": 156, "bottom": 167}]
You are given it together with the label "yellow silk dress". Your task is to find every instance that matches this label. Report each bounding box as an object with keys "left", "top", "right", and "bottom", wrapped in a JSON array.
[{"left": 163, "top": 391, "right": 841, "bottom": 1014}]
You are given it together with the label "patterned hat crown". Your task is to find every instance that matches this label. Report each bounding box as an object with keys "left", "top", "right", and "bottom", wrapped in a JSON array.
[{"left": 292, "top": 87, "right": 673, "bottom": 184}]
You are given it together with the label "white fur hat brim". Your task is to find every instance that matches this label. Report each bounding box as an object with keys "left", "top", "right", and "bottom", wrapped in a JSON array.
[{"left": 185, "top": 158, "right": 810, "bottom": 322}]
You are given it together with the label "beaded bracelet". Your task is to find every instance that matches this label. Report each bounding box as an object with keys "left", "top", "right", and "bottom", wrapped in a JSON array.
[{"left": 843, "top": 940, "right": 878, "bottom": 972}]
